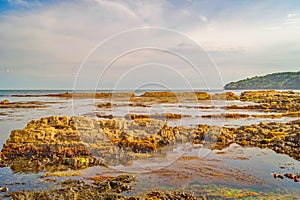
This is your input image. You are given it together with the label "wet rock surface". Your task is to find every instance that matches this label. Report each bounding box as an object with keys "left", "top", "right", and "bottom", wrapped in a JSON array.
[
  {"left": 202, "top": 112, "right": 300, "bottom": 119},
  {"left": 239, "top": 90, "right": 300, "bottom": 112},
  {"left": 0, "top": 101, "right": 57, "bottom": 109},
  {"left": 124, "top": 113, "right": 191, "bottom": 120},
  {"left": 211, "top": 92, "right": 239, "bottom": 100},
  {"left": 1, "top": 90, "right": 300, "bottom": 199},
  {"left": 5, "top": 175, "right": 138, "bottom": 200},
  {"left": 46, "top": 92, "right": 135, "bottom": 99},
  {"left": 0, "top": 116, "right": 105, "bottom": 172},
  {"left": 1, "top": 115, "right": 300, "bottom": 172},
  {"left": 192, "top": 120, "right": 300, "bottom": 161},
  {"left": 0, "top": 116, "right": 193, "bottom": 170},
  {"left": 85, "top": 118, "right": 192, "bottom": 165},
  {"left": 3, "top": 174, "right": 203, "bottom": 200}
]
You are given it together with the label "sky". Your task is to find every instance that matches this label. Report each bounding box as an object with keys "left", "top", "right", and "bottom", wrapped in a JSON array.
[{"left": 0, "top": 0, "right": 299, "bottom": 90}]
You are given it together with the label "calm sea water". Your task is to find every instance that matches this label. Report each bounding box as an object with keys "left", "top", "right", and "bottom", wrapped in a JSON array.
[{"left": 1, "top": 89, "right": 299, "bottom": 97}]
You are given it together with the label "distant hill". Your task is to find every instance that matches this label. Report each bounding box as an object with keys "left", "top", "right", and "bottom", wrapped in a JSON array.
[{"left": 224, "top": 71, "right": 300, "bottom": 90}]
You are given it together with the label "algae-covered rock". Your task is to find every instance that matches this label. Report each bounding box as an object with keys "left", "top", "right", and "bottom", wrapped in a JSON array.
[{"left": 5, "top": 175, "right": 137, "bottom": 200}]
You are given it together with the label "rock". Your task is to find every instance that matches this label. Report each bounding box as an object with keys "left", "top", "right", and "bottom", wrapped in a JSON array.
[
  {"left": 0, "top": 99, "right": 9, "bottom": 104},
  {"left": 141, "top": 91, "right": 177, "bottom": 97},
  {"left": 96, "top": 102, "right": 112, "bottom": 108},
  {"left": 145, "top": 190, "right": 200, "bottom": 200},
  {"left": 0, "top": 186, "right": 8, "bottom": 192},
  {"left": 201, "top": 113, "right": 250, "bottom": 118},
  {"left": 125, "top": 113, "right": 191, "bottom": 120},
  {"left": 96, "top": 114, "right": 114, "bottom": 119},
  {"left": 5, "top": 175, "right": 137, "bottom": 199},
  {"left": 194, "top": 92, "right": 211, "bottom": 100},
  {"left": 2, "top": 114, "right": 300, "bottom": 172},
  {"left": 0, "top": 116, "right": 105, "bottom": 172},
  {"left": 211, "top": 92, "right": 239, "bottom": 100},
  {"left": 0, "top": 101, "right": 50, "bottom": 109},
  {"left": 239, "top": 90, "right": 300, "bottom": 112}
]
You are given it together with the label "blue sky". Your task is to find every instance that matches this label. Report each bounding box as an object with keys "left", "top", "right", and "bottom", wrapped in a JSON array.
[{"left": 0, "top": 0, "right": 300, "bottom": 89}]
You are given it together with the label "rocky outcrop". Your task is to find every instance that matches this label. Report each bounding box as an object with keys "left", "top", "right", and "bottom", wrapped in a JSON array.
[
  {"left": 47, "top": 92, "right": 135, "bottom": 99},
  {"left": 0, "top": 116, "right": 104, "bottom": 172},
  {"left": 96, "top": 118, "right": 192, "bottom": 155},
  {"left": 211, "top": 92, "right": 239, "bottom": 100},
  {"left": 202, "top": 113, "right": 250, "bottom": 118},
  {"left": 191, "top": 120, "right": 300, "bottom": 161},
  {"left": 0, "top": 99, "right": 9, "bottom": 104},
  {"left": 202, "top": 112, "right": 300, "bottom": 119},
  {"left": 96, "top": 102, "right": 112, "bottom": 108},
  {"left": 240, "top": 90, "right": 300, "bottom": 112},
  {"left": 140, "top": 91, "right": 177, "bottom": 98},
  {"left": 0, "top": 101, "right": 52, "bottom": 109},
  {"left": 0, "top": 116, "right": 193, "bottom": 171},
  {"left": 5, "top": 175, "right": 138, "bottom": 199},
  {"left": 1, "top": 114, "right": 300, "bottom": 173},
  {"left": 4, "top": 174, "right": 202, "bottom": 200},
  {"left": 124, "top": 113, "right": 191, "bottom": 120}
]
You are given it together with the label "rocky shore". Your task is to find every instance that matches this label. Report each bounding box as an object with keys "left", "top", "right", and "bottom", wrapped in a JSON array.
[
  {"left": 1, "top": 115, "right": 299, "bottom": 173},
  {"left": 1, "top": 90, "right": 300, "bottom": 199},
  {"left": 0, "top": 116, "right": 105, "bottom": 172},
  {"left": 0, "top": 99, "right": 57, "bottom": 109},
  {"left": 4, "top": 174, "right": 202, "bottom": 200}
]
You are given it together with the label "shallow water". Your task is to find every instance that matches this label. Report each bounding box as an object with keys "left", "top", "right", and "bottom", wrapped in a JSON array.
[
  {"left": 0, "top": 91, "right": 299, "bottom": 198},
  {"left": 2, "top": 143, "right": 299, "bottom": 197}
]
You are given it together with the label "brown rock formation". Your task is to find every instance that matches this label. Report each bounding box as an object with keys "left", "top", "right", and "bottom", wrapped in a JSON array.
[
  {"left": 1, "top": 114, "right": 299, "bottom": 173},
  {"left": 124, "top": 113, "right": 191, "bottom": 120},
  {"left": 0, "top": 116, "right": 104, "bottom": 172},
  {"left": 0, "top": 101, "right": 52, "bottom": 109},
  {"left": 211, "top": 92, "right": 239, "bottom": 100},
  {"left": 240, "top": 90, "right": 300, "bottom": 112},
  {"left": 0, "top": 99, "right": 9, "bottom": 104},
  {"left": 191, "top": 120, "right": 300, "bottom": 161},
  {"left": 202, "top": 113, "right": 250, "bottom": 118}
]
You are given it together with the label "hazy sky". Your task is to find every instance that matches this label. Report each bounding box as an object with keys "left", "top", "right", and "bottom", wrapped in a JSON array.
[{"left": 0, "top": 0, "right": 299, "bottom": 90}]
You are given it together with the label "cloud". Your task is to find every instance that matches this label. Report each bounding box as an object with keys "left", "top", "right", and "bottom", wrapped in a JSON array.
[
  {"left": 7, "top": 0, "right": 41, "bottom": 7},
  {"left": 93, "top": 0, "right": 137, "bottom": 19},
  {"left": 199, "top": 15, "right": 207, "bottom": 23},
  {"left": 288, "top": 13, "right": 298, "bottom": 18}
]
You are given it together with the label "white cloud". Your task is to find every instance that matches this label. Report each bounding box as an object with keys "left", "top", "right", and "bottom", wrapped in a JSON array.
[
  {"left": 199, "top": 15, "right": 207, "bottom": 23},
  {"left": 7, "top": 0, "right": 41, "bottom": 7},
  {"left": 93, "top": 0, "right": 137, "bottom": 19},
  {"left": 288, "top": 13, "right": 298, "bottom": 18}
]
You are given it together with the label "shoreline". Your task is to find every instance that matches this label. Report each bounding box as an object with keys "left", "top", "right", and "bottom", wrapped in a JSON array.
[{"left": 0, "top": 90, "right": 300, "bottom": 199}]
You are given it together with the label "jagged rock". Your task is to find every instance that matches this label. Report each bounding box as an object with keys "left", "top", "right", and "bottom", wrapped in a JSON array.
[
  {"left": 0, "top": 116, "right": 105, "bottom": 172},
  {"left": 1, "top": 114, "right": 300, "bottom": 173}
]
